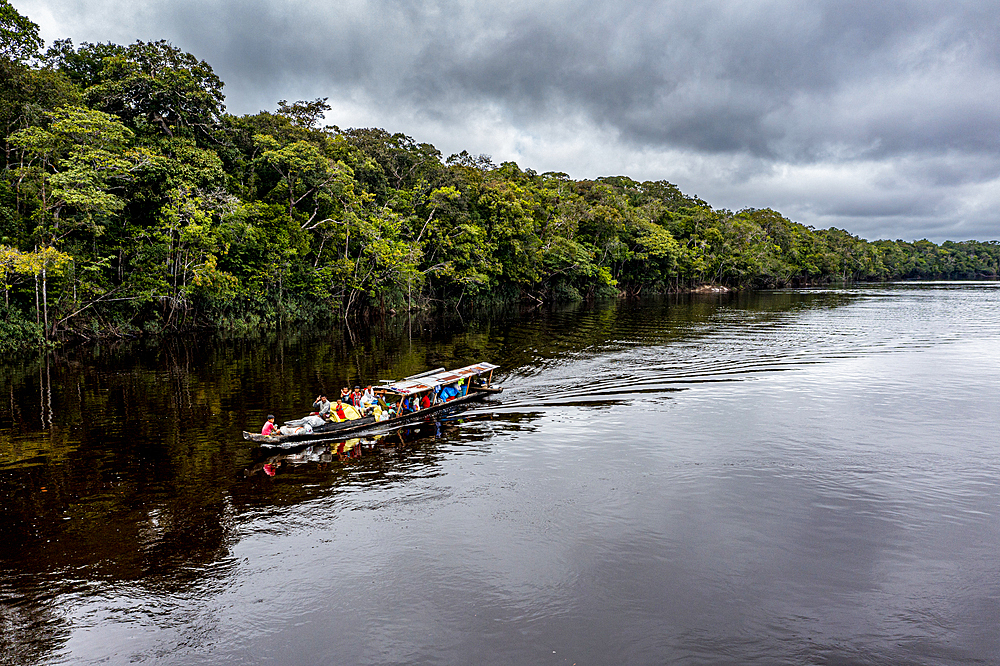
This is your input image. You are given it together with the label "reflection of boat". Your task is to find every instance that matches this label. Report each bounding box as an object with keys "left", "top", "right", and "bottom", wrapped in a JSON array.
[
  {"left": 244, "top": 439, "right": 372, "bottom": 477},
  {"left": 244, "top": 419, "right": 465, "bottom": 477},
  {"left": 243, "top": 362, "right": 501, "bottom": 445}
]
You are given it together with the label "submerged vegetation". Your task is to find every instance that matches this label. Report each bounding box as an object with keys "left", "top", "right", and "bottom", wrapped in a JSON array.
[{"left": 1, "top": 2, "right": 998, "bottom": 350}]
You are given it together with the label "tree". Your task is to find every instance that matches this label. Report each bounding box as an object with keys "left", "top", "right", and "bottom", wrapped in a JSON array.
[
  {"left": 0, "top": 0, "right": 43, "bottom": 64},
  {"left": 1, "top": 13, "right": 80, "bottom": 181},
  {"left": 0, "top": 243, "right": 24, "bottom": 304},
  {"left": 13, "top": 244, "right": 72, "bottom": 336},
  {"left": 617, "top": 219, "right": 681, "bottom": 292},
  {"left": 338, "top": 207, "right": 418, "bottom": 316},
  {"left": 709, "top": 213, "right": 778, "bottom": 286},
  {"left": 477, "top": 171, "right": 542, "bottom": 288},
  {"left": 43, "top": 39, "right": 124, "bottom": 89},
  {"left": 9, "top": 105, "right": 141, "bottom": 243},
  {"left": 253, "top": 133, "right": 357, "bottom": 230},
  {"left": 80, "top": 40, "right": 226, "bottom": 145},
  {"left": 276, "top": 98, "right": 330, "bottom": 129},
  {"left": 340, "top": 127, "right": 446, "bottom": 200}
]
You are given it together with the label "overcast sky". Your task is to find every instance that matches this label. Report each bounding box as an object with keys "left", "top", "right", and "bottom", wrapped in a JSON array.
[{"left": 15, "top": 0, "right": 1000, "bottom": 242}]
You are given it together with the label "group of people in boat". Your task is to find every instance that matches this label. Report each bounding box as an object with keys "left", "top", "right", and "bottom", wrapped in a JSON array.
[
  {"left": 260, "top": 377, "right": 473, "bottom": 437},
  {"left": 310, "top": 385, "right": 374, "bottom": 422}
]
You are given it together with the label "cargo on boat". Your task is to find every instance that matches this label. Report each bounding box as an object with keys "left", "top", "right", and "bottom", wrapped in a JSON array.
[{"left": 243, "top": 362, "right": 501, "bottom": 445}]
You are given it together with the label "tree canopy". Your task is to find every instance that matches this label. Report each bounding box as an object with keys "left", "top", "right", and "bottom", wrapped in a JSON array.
[{"left": 1, "top": 4, "right": 997, "bottom": 350}]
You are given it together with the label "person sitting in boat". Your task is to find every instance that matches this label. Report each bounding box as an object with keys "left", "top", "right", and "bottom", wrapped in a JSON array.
[
  {"left": 420, "top": 392, "right": 432, "bottom": 409},
  {"left": 261, "top": 415, "right": 278, "bottom": 436},
  {"left": 399, "top": 396, "right": 413, "bottom": 414},
  {"left": 374, "top": 402, "right": 391, "bottom": 421},
  {"left": 284, "top": 414, "right": 326, "bottom": 428},
  {"left": 358, "top": 386, "right": 375, "bottom": 413},
  {"left": 331, "top": 399, "right": 363, "bottom": 422},
  {"left": 350, "top": 386, "right": 364, "bottom": 409},
  {"left": 354, "top": 386, "right": 373, "bottom": 415},
  {"left": 312, "top": 395, "right": 331, "bottom": 418}
]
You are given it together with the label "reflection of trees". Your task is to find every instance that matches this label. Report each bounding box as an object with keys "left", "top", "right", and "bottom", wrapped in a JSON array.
[
  {"left": 0, "top": 291, "right": 858, "bottom": 660},
  {"left": 1, "top": 449, "right": 236, "bottom": 663},
  {"left": 1, "top": 338, "right": 244, "bottom": 663},
  {"left": 2, "top": 460, "right": 234, "bottom": 579},
  {"left": 0, "top": 587, "right": 69, "bottom": 666},
  {"left": 462, "top": 290, "right": 860, "bottom": 375},
  {"left": 0, "top": 456, "right": 233, "bottom": 663}
]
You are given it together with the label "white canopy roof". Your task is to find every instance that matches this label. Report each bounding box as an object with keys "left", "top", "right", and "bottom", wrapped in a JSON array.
[{"left": 381, "top": 362, "right": 499, "bottom": 396}]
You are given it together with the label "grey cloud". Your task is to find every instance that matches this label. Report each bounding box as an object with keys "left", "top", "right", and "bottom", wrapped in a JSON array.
[
  {"left": 408, "top": 0, "right": 1000, "bottom": 162},
  {"left": 27, "top": 0, "right": 1000, "bottom": 158},
  {"left": 16, "top": 0, "right": 1000, "bottom": 241},
  {"left": 826, "top": 194, "right": 940, "bottom": 220}
]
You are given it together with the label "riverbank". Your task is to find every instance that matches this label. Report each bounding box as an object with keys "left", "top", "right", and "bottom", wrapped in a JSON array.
[{"left": 0, "top": 281, "right": 738, "bottom": 353}]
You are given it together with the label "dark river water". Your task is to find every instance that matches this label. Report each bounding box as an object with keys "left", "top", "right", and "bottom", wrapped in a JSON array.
[{"left": 2, "top": 283, "right": 999, "bottom": 665}]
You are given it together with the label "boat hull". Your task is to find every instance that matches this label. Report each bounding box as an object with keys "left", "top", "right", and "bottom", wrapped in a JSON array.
[{"left": 243, "top": 386, "right": 501, "bottom": 445}]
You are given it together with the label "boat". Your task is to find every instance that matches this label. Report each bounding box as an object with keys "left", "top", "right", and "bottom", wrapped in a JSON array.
[{"left": 243, "top": 362, "right": 501, "bottom": 445}]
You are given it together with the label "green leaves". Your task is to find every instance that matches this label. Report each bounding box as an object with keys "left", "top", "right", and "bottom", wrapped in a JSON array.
[
  {"left": 9, "top": 105, "right": 139, "bottom": 241},
  {"left": 10, "top": 244, "right": 72, "bottom": 275},
  {"left": 254, "top": 133, "right": 359, "bottom": 230},
  {"left": 3, "top": 0, "right": 998, "bottom": 349},
  {"left": 0, "top": 0, "right": 43, "bottom": 64},
  {"left": 71, "top": 40, "right": 225, "bottom": 144}
]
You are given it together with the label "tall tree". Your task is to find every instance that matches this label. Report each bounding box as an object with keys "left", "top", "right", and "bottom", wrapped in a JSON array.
[
  {"left": 75, "top": 40, "right": 226, "bottom": 145},
  {"left": 0, "top": 0, "right": 43, "bottom": 64},
  {"left": 9, "top": 105, "right": 141, "bottom": 243}
]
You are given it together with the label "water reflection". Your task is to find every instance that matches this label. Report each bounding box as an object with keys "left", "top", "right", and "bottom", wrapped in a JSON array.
[
  {"left": 244, "top": 419, "right": 468, "bottom": 479},
  {"left": 235, "top": 411, "right": 527, "bottom": 510},
  {"left": 2, "top": 285, "right": 998, "bottom": 664}
]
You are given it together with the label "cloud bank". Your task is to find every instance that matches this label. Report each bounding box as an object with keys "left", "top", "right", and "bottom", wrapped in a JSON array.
[{"left": 16, "top": 0, "right": 1000, "bottom": 241}]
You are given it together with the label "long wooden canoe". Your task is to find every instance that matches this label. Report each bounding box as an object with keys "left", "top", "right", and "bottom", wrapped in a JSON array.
[{"left": 243, "top": 363, "right": 501, "bottom": 445}]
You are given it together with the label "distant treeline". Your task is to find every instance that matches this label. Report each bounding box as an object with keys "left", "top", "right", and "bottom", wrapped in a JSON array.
[{"left": 1, "top": 2, "right": 998, "bottom": 350}]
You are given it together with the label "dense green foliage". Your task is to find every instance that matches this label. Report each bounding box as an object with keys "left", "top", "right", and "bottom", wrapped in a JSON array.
[{"left": 1, "top": 2, "right": 998, "bottom": 349}]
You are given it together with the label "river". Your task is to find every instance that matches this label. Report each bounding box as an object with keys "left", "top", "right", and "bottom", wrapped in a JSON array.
[{"left": 2, "top": 283, "right": 999, "bottom": 665}]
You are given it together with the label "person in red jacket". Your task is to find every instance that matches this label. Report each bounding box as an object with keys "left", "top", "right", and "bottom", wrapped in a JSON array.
[{"left": 261, "top": 415, "right": 278, "bottom": 436}]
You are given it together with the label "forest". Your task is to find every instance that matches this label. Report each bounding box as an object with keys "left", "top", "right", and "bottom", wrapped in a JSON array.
[{"left": 2, "top": 1, "right": 998, "bottom": 351}]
